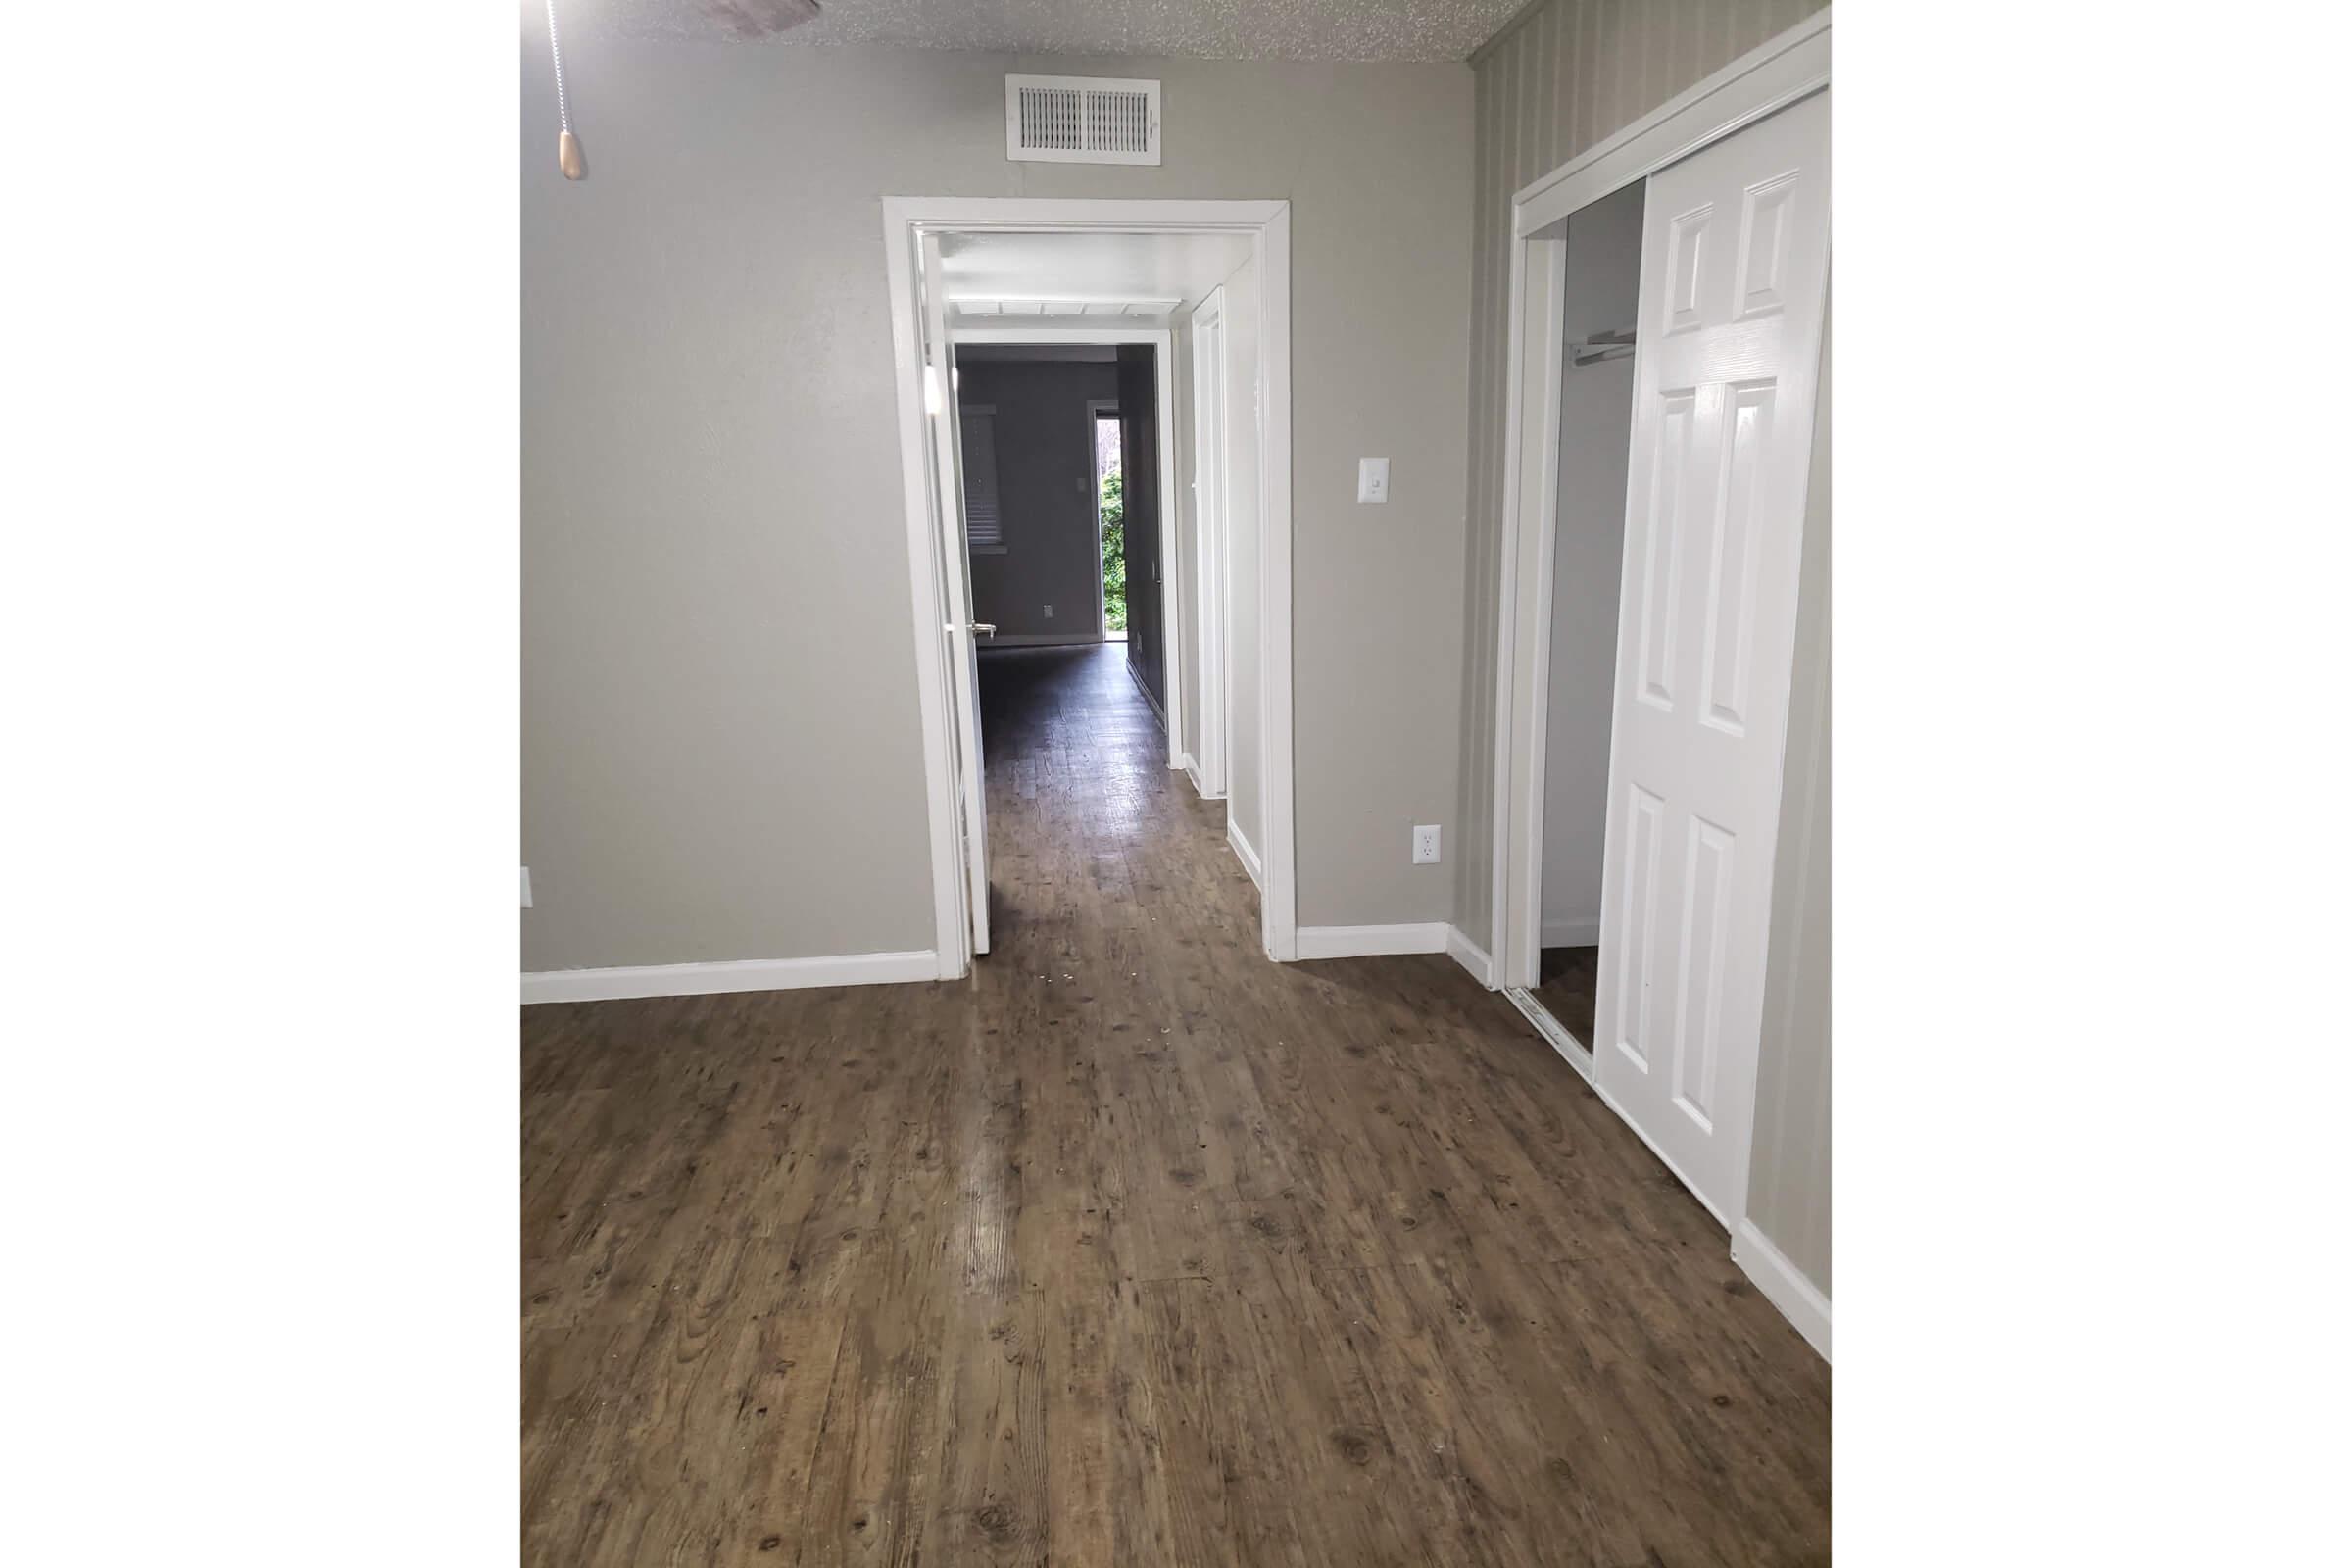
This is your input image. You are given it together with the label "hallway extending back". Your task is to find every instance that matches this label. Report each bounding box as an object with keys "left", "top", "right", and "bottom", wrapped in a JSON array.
[{"left": 521, "top": 644, "right": 1830, "bottom": 1566}]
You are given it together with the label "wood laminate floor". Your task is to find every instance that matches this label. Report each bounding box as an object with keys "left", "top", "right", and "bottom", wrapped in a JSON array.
[{"left": 522, "top": 644, "right": 1830, "bottom": 1566}]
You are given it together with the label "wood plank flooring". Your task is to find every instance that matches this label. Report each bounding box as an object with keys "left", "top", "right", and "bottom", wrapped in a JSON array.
[{"left": 522, "top": 644, "right": 1830, "bottom": 1566}]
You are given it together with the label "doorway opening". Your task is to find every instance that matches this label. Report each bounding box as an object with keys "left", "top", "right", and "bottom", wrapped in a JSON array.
[
  {"left": 884, "top": 199, "right": 1299, "bottom": 973},
  {"left": 1516, "top": 178, "right": 1643, "bottom": 1056},
  {"left": 1090, "top": 400, "right": 1126, "bottom": 643}
]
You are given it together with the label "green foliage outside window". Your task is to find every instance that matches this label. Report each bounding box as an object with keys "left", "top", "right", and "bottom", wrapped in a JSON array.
[{"left": 1100, "top": 466, "right": 1127, "bottom": 632}]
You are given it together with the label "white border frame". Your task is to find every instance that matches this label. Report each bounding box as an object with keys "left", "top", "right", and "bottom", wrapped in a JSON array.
[
  {"left": 1487, "top": 12, "right": 1832, "bottom": 997},
  {"left": 885, "top": 198, "right": 1298, "bottom": 972}
]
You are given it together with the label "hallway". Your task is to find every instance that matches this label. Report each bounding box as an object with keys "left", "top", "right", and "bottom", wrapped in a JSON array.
[{"left": 521, "top": 644, "right": 1831, "bottom": 1565}]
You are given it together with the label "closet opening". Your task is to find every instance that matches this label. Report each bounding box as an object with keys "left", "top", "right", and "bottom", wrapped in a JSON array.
[{"left": 1519, "top": 178, "right": 1644, "bottom": 1054}]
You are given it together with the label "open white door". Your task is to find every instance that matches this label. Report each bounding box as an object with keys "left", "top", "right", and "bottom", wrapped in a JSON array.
[
  {"left": 919, "top": 234, "right": 991, "bottom": 957},
  {"left": 1189, "top": 290, "right": 1229, "bottom": 799},
  {"left": 1594, "top": 90, "right": 1829, "bottom": 1224}
]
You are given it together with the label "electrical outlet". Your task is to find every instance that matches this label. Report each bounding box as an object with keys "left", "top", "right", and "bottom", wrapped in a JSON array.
[
  {"left": 520, "top": 866, "right": 533, "bottom": 908},
  {"left": 1044, "top": 604, "right": 1054, "bottom": 618},
  {"left": 1412, "top": 825, "right": 1441, "bottom": 864}
]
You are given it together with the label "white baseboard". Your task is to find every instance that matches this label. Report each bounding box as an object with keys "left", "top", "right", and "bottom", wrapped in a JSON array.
[
  {"left": 1446, "top": 925, "right": 1496, "bottom": 988},
  {"left": 1171, "top": 749, "right": 1197, "bottom": 777},
  {"left": 521, "top": 949, "right": 940, "bottom": 1004},
  {"left": 1732, "top": 1218, "right": 1832, "bottom": 1361},
  {"left": 1294, "top": 922, "right": 1450, "bottom": 960},
  {"left": 1227, "top": 816, "right": 1264, "bottom": 889},
  {"left": 1541, "top": 914, "right": 1600, "bottom": 947}
]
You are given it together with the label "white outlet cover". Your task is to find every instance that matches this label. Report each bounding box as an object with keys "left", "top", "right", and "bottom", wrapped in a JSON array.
[
  {"left": 1357, "top": 457, "right": 1390, "bottom": 504},
  {"left": 1044, "top": 604, "right": 1053, "bottom": 617},
  {"left": 1412, "top": 825, "right": 1441, "bottom": 864},
  {"left": 520, "top": 866, "right": 533, "bottom": 907}
]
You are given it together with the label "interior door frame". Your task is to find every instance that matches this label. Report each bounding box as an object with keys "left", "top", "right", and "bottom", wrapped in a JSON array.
[
  {"left": 1485, "top": 12, "right": 1832, "bottom": 1068},
  {"left": 1187, "top": 287, "right": 1230, "bottom": 802},
  {"left": 883, "top": 198, "right": 1298, "bottom": 975}
]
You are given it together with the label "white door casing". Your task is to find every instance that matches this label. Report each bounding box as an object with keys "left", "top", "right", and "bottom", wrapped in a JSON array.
[
  {"left": 1593, "top": 89, "right": 1830, "bottom": 1225},
  {"left": 919, "top": 234, "right": 991, "bottom": 956},
  {"left": 1189, "top": 289, "right": 1230, "bottom": 799}
]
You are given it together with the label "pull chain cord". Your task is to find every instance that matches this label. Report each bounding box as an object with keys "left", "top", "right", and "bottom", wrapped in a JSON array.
[{"left": 548, "top": 0, "right": 584, "bottom": 179}]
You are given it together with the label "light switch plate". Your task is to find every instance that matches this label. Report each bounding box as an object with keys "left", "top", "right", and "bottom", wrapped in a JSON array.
[
  {"left": 1357, "top": 457, "right": 1389, "bottom": 504},
  {"left": 521, "top": 867, "right": 533, "bottom": 908}
]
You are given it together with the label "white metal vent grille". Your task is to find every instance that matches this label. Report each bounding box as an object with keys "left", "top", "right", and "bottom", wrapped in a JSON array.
[{"left": 1005, "top": 74, "right": 1160, "bottom": 166}]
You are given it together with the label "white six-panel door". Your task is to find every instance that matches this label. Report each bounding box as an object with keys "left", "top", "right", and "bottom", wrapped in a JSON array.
[{"left": 1594, "top": 90, "right": 1830, "bottom": 1225}]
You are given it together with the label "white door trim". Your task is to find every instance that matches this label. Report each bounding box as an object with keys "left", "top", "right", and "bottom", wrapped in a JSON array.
[
  {"left": 884, "top": 197, "right": 1298, "bottom": 973},
  {"left": 1488, "top": 13, "right": 1832, "bottom": 994},
  {"left": 1513, "top": 8, "right": 1832, "bottom": 234}
]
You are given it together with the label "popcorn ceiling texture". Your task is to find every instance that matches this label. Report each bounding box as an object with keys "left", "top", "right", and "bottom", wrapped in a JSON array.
[{"left": 597, "top": 0, "right": 1531, "bottom": 61}]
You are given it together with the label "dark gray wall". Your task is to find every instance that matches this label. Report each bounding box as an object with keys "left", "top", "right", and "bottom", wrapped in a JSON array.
[{"left": 958, "top": 360, "right": 1119, "bottom": 640}]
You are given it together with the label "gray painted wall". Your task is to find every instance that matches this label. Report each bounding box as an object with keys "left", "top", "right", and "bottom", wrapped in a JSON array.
[
  {"left": 958, "top": 360, "right": 1119, "bottom": 640},
  {"left": 1749, "top": 305, "right": 1832, "bottom": 1296},
  {"left": 522, "top": 26, "right": 1471, "bottom": 970},
  {"left": 1539, "top": 180, "right": 1641, "bottom": 946}
]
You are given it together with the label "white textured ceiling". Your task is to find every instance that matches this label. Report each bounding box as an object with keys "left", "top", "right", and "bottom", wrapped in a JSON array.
[{"left": 600, "top": 0, "right": 1529, "bottom": 62}]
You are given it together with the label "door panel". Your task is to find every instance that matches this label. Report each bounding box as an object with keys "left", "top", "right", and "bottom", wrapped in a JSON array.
[
  {"left": 918, "top": 234, "right": 990, "bottom": 957},
  {"left": 1594, "top": 89, "right": 1829, "bottom": 1225}
]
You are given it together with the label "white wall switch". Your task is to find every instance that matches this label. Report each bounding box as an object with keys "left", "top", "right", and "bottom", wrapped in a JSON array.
[
  {"left": 1412, "top": 825, "right": 1441, "bottom": 864},
  {"left": 1357, "top": 457, "right": 1390, "bottom": 503},
  {"left": 520, "top": 866, "right": 533, "bottom": 908}
]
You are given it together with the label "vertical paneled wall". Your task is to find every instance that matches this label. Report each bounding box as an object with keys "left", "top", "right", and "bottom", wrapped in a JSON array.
[{"left": 1453, "top": 0, "right": 1827, "bottom": 952}]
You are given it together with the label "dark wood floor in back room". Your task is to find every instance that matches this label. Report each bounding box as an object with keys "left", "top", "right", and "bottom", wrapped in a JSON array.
[{"left": 522, "top": 643, "right": 1830, "bottom": 1567}]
